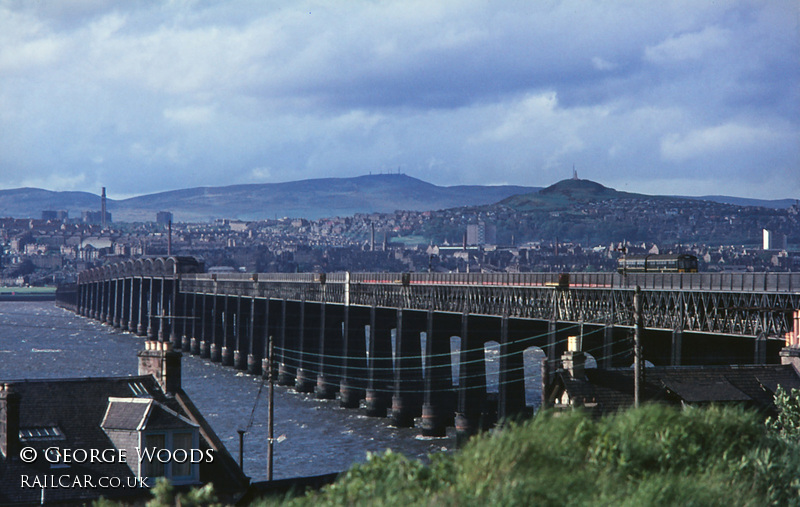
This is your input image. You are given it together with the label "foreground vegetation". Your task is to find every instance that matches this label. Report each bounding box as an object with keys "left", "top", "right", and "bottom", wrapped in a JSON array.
[{"left": 138, "top": 389, "right": 800, "bottom": 506}]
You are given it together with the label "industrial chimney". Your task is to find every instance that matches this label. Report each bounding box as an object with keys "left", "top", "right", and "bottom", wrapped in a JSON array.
[{"left": 101, "top": 187, "right": 107, "bottom": 229}]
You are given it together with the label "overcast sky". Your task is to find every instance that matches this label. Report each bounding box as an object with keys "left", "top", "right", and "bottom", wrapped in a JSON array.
[{"left": 1, "top": 0, "right": 797, "bottom": 200}]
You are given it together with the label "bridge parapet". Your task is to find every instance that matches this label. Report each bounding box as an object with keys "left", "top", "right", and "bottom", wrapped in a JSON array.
[
  {"left": 183, "top": 270, "right": 799, "bottom": 293},
  {"left": 178, "top": 270, "right": 799, "bottom": 337},
  {"left": 70, "top": 257, "right": 799, "bottom": 337}
]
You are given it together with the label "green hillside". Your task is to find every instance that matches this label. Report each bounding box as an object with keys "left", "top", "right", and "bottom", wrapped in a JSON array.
[{"left": 500, "top": 178, "right": 665, "bottom": 211}]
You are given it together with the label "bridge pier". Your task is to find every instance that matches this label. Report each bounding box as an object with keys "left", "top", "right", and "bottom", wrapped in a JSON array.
[
  {"left": 85, "top": 282, "right": 91, "bottom": 318},
  {"left": 117, "top": 278, "right": 125, "bottom": 328},
  {"left": 246, "top": 297, "right": 263, "bottom": 375},
  {"left": 158, "top": 278, "right": 168, "bottom": 342},
  {"left": 455, "top": 313, "right": 488, "bottom": 446},
  {"left": 129, "top": 277, "right": 139, "bottom": 334},
  {"left": 602, "top": 323, "right": 614, "bottom": 368},
  {"left": 754, "top": 332, "right": 767, "bottom": 365},
  {"left": 108, "top": 279, "right": 115, "bottom": 325},
  {"left": 198, "top": 293, "right": 210, "bottom": 357},
  {"left": 98, "top": 280, "right": 106, "bottom": 323},
  {"left": 221, "top": 296, "right": 234, "bottom": 366},
  {"left": 76, "top": 284, "right": 84, "bottom": 316},
  {"left": 136, "top": 278, "right": 145, "bottom": 335},
  {"left": 316, "top": 302, "right": 344, "bottom": 400},
  {"left": 390, "top": 308, "right": 425, "bottom": 427},
  {"left": 147, "top": 278, "right": 158, "bottom": 339},
  {"left": 277, "top": 299, "right": 296, "bottom": 386},
  {"left": 209, "top": 293, "right": 223, "bottom": 362},
  {"left": 170, "top": 278, "right": 182, "bottom": 349},
  {"left": 105, "top": 279, "right": 112, "bottom": 324},
  {"left": 182, "top": 291, "right": 195, "bottom": 352},
  {"left": 671, "top": 328, "right": 683, "bottom": 366},
  {"left": 260, "top": 299, "right": 280, "bottom": 376},
  {"left": 498, "top": 316, "right": 528, "bottom": 422},
  {"left": 100, "top": 280, "right": 109, "bottom": 324},
  {"left": 120, "top": 278, "right": 130, "bottom": 330},
  {"left": 92, "top": 280, "right": 98, "bottom": 320},
  {"left": 421, "top": 310, "right": 457, "bottom": 437},
  {"left": 91, "top": 281, "right": 98, "bottom": 320},
  {"left": 87, "top": 281, "right": 94, "bottom": 319},
  {"left": 295, "top": 299, "right": 322, "bottom": 393},
  {"left": 98, "top": 280, "right": 104, "bottom": 321},
  {"left": 113, "top": 279, "right": 120, "bottom": 326},
  {"left": 233, "top": 296, "right": 248, "bottom": 370},
  {"left": 111, "top": 278, "right": 120, "bottom": 328},
  {"left": 365, "top": 306, "right": 394, "bottom": 417},
  {"left": 339, "top": 305, "right": 368, "bottom": 409}
]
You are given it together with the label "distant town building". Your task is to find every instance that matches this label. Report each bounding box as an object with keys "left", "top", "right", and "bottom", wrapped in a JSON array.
[
  {"left": 156, "top": 211, "right": 174, "bottom": 225},
  {"left": 41, "top": 210, "right": 68, "bottom": 221},
  {"left": 763, "top": 228, "right": 787, "bottom": 250},
  {"left": 467, "top": 222, "right": 497, "bottom": 246},
  {"left": 82, "top": 210, "right": 112, "bottom": 225}
]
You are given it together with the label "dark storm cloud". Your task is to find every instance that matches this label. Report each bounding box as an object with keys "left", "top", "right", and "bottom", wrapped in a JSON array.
[{"left": 0, "top": 0, "right": 797, "bottom": 199}]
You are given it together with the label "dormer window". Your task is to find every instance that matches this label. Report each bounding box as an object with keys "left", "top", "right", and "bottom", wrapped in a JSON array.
[
  {"left": 101, "top": 397, "right": 200, "bottom": 486},
  {"left": 141, "top": 430, "right": 198, "bottom": 483}
]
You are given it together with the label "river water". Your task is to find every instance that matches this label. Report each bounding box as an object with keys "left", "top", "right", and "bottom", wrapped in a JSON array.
[{"left": 0, "top": 302, "right": 454, "bottom": 481}]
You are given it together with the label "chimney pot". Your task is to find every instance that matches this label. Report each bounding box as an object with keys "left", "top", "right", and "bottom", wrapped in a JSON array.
[{"left": 138, "top": 345, "right": 182, "bottom": 394}]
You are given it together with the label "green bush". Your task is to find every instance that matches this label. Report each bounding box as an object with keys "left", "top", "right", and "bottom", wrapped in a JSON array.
[
  {"left": 278, "top": 404, "right": 800, "bottom": 506},
  {"left": 112, "top": 401, "right": 800, "bottom": 506}
]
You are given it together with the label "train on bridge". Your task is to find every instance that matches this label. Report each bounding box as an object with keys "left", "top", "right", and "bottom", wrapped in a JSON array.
[{"left": 617, "top": 254, "right": 699, "bottom": 274}]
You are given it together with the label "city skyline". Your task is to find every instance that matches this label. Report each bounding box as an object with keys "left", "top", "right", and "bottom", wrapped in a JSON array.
[{"left": 1, "top": 0, "right": 797, "bottom": 200}]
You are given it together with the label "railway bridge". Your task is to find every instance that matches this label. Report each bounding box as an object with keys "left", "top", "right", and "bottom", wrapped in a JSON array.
[{"left": 56, "top": 256, "right": 800, "bottom": 439}]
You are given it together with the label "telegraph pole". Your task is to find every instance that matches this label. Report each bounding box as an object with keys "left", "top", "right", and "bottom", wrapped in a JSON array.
[
  {"left": 267, "top": 334, "right": 275, "bottom": 481},
  {"left": 634, "top": 286, "right": 643, "bottom": 408}
]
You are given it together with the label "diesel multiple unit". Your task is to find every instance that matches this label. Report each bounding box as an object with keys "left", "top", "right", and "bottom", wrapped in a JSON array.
[{"left": 617, "top": 254, "right": 699, "bottom": 273}]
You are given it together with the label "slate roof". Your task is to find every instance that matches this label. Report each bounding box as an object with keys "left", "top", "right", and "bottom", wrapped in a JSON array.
[
  {"left": 102, "top": 397, "right": 197, "bottom": 431},
  {"left": 101, "top": 397, "right": 151, "bottom": 430},
  {"left": 551, "top": 364, "right": 800, "bottom": 418}
]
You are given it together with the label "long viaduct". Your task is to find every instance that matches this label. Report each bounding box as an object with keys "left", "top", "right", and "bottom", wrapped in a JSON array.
[{"left": 56, "top": 256, "right": 800, "bottom": 439}]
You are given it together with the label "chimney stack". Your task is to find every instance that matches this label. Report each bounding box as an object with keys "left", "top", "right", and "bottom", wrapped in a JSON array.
[
  {"left": 0, "top": 383, "right": 21, "bottom": 459},
  {"left": 370, "top": 222, "right": 375, "bottom": 252},
  {"left": 138, "top": 341, "right": 182, "bottom": 394},
  {"left": 101, "top": 187, "right": 107, "bottom": 229},
  {"left": 561, "top": 336, "right": 586, "bottom": 379}
]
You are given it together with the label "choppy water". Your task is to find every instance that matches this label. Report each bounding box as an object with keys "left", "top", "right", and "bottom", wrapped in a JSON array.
[{"left": 0, "top": 302, "right": 454, "bottom": 481}]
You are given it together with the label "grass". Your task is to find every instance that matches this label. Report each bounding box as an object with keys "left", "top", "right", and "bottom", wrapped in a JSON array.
[
  {"left": 257, "top": 404, "right": 800, "bottom": 506},
  {"left": 119, "top": 402, "right": 800, "bottom": 506}
]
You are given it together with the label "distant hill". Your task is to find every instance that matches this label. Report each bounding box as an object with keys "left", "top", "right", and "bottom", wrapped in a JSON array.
[
  {"left": 478, "top": 178, "right": 798, "bottom": 246},
  {"left": 499, "top": 178, "right": 661, "bottom": 211},
  {"left": 0, "top": 174, "right": 540, "bottom": 222},
  {"left": 500, "top": 179, "right": 798, "bottom": 212},
  {"left": 0, "top": 174, "right": 794, "bottom": 223},
  {"left": 679, "top": 195, "right": 797, "bottom": 209},
  {"left": 0, "top": 188, "right": 102, "bottom": 219}
]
